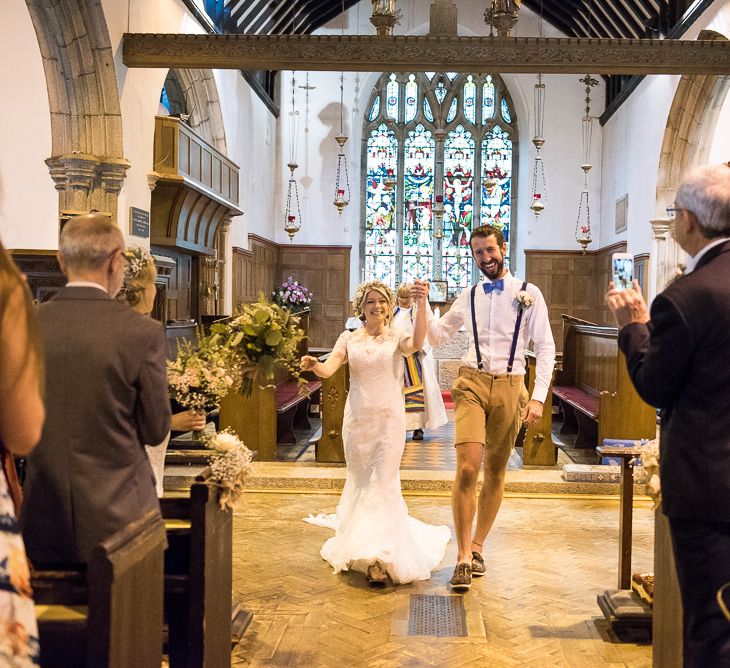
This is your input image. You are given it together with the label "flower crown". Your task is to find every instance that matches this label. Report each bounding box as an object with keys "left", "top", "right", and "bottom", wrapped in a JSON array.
[
  {"left": 122, "top": 246, "right": 154, "bottom": 283},
  {"left": 352, "top": 279, "right": 395, "bottom": 317},
  {"left": 116, "top": 246, "right": 154, "bottom": 303}
]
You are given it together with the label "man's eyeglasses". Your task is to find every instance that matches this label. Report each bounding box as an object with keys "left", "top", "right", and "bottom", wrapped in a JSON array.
[{"left": 666, "top": 205, "right": 685, "bottom": 220}]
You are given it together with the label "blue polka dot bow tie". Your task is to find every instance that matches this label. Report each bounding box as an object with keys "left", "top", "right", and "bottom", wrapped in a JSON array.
[{"left": 483, "top": 278, "right": 504, "bottom": 294}]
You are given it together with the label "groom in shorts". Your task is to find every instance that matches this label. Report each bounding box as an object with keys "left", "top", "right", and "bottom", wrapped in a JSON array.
[{"left": 427, "top": 224, "right": 555, "bottom": 590}]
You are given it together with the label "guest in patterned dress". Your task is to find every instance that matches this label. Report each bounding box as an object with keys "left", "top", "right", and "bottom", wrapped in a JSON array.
[{"left": 0, "top": 238, "right": 44, "bottom": 666}]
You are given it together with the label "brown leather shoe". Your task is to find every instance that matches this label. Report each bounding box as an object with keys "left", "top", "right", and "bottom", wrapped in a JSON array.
[
  {"left": 366, "top": 561, "right": 388, "bottom": 587},
  {"left": 450, "top": 562, "right": 471, "bottom": 591},
  {"left": 471, "top": 551, "right": 486, "bottom": 577},
  {"left": 412, "top": 429, "right": 424, "bottom": 440}
]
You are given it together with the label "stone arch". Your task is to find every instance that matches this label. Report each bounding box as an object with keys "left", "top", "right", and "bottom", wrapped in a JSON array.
[
  {"left": 171, "top": 68, "right": 228, "bottom": 154},
  {"left": 650, "top": 29, "right": 730, "bottom": 297},
  {"left": 25, "top": 0, "right": 129, "bottom": 222}
]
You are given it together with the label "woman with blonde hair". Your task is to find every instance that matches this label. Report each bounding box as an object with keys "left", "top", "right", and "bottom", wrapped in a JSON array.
[
  {"left": 301, "top": 279, "right": 450, "bottom": 586},
  {"left": 393, "top": 282, "right": 447, "bottom": 440},
  {"left": 117, "top": 247, "right": 204, "bottom": 496},
  {"left": 0, "top": 238, "right": 43, "bottom": 665}
]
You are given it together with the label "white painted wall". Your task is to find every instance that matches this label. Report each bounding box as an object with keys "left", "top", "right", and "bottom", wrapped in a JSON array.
[
  {"left": 0, "top": 0, "right": 57, "bottom": 249},
  {"left": 600, "top": 0, "right": 730, "bottom": 258},
  {"left": 709, "top": 90, "right": 730, "bottom": 164},
  {"left": 102, "top": 0, "right": 278, "bottom": 259}
]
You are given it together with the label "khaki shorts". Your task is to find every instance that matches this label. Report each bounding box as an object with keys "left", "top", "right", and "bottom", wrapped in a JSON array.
[{"left": 452, "top": 366, "right": 529, "bottom": 460}]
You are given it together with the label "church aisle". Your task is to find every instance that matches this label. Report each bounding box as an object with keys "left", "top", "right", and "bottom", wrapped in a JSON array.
[{"left": 231, "top": 493, "right": 653, "bottom": 667}]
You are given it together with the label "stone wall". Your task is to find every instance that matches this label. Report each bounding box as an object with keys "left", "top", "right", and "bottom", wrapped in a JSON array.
[{"left": 432, "top": 328, "right": 469, "bottom": 389}]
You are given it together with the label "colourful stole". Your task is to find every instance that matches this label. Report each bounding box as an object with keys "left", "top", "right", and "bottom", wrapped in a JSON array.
[
  {"left": 395, "top": 306, "right": 426, "bottom": 413},
  {"left": 403, "top": 352, "right": 425, "bottom": 413}
]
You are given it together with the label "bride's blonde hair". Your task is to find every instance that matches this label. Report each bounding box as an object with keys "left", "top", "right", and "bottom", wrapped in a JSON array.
[{"left": 352, "top": 280, "right": 395, "bottom": 324}]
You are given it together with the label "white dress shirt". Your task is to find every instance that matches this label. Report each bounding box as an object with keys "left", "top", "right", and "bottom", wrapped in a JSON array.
[{"left": 427, "top": 271, "right": 556, "bottom": 403}]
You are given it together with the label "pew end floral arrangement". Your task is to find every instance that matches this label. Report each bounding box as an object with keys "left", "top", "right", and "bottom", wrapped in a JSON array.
[
  {"left": 208, "top": 295, "right": 306, "bottom": 396},
  {"left": 205, "top": 428, "right": 254, "bottom": 510},
  {"left": 272, "top": 276, "right": 313, "bottom": 314}
]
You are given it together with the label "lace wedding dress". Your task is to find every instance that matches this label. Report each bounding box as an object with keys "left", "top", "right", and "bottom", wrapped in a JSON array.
[{"left": 305, "top": 328, "right": 450, "bottom": 584}]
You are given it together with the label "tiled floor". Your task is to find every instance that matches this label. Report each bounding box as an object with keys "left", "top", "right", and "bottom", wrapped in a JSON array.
[
  {"left": 231, "top": 492, "right": 654, "bottom": 667},
  {"left": 278, "top": 412, "right": 583, "bottom": 473}
]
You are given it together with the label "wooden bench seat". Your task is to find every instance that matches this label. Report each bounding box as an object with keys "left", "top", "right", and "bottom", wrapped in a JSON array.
[
  {"left": 553, "top": 385, "right": 599, "bottom": 420},
  {"left": 161, "top": 476, "right": 248, "bottom": 667},
  {"left": 275, "top": 379, "right": 322, "bottom": 444},
  {"left": 553, "top": 314, "right": 656, "bottom": 452},
  {"left": 32, "top": 510, "right": 167, "bottom": 668},
  {"left": 220, "top": 373, "right": 321, "bottom": 460}
]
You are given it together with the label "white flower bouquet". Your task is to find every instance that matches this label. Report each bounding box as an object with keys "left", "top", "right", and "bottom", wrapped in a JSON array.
[
  {"left": 167, "top": 338, "right": 242, "bottom": 412},
  {"left": 205, "top": 428, "right": 254, "bottom": 510}
]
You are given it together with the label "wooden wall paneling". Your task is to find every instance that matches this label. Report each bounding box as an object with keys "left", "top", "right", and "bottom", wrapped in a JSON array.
[
  {"left": 279, "top": 244, "right": 351, "bottom": 348},
  {"left": 525, "top": 243, "right": 628, "bottom": 350},
  {"left": 231, "top": 236, "right": 280, "bottom": 310},
  {"left": 151, "top": 247, "right": 194, "bottom": 321}
]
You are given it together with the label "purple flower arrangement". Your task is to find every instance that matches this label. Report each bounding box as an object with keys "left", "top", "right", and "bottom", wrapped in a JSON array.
[{"left": 272, "top": 276, "right": 313, "bottom": 313}]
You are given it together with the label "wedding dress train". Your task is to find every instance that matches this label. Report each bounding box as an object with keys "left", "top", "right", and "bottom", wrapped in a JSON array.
[{"left": 305, "top": 328, "right": 450, "bottom": 584}]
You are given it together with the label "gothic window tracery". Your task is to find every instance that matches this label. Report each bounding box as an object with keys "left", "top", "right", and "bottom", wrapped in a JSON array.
[{"left": 363, "top": 72, "right": 517, "bottom": 299}]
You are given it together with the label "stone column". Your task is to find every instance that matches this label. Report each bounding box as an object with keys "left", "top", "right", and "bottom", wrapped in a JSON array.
[
  {"left": 46, "top": 154, "right": 130, "bottom": 226},
  {"left": 649, "top": 218, "right": 687, "bottom": 302}
]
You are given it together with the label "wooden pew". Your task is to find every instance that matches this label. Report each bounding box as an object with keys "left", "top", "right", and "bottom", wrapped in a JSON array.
[
  {"left": 553, "top": 314, "right": 656, "bottom": 450},
  {"left": 219, "top": 373, "right": 322, "bottom": 460},
  {"left": 161, "top": 476, "right": 238, "bottom": 668},
  {"left": 313, "top": 353, "right": 348, "bottom": 463},
  {"left": 519, "top": 350, "right": 559, "bottom": 466},
  {"left": 32, "top": 509, "right": 167, "bottom": 668}
]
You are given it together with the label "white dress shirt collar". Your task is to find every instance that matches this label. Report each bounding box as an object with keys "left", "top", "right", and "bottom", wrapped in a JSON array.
[
  {"left": 685, "top": 237, "right": 730, "bottom": 274},
  {"left": 65, "top": 281, "right": 108, "bottom": 294}
]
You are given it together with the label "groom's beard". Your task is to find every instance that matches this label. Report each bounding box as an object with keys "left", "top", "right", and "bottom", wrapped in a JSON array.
[{"left": 478, "top": 255, "right": 504, "bottom": 280}]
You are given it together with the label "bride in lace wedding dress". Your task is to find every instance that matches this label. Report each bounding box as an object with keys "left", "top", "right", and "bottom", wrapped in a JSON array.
[{"left": 301, "top": 280, "right": 450, "bottom": 586}]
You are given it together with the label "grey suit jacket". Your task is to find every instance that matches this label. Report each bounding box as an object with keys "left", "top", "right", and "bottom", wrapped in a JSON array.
[{"left": 21, "top": 286, "right": 171, "bottom": 563}]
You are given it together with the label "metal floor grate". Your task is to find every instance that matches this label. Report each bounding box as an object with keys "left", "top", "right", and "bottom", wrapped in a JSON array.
[{"left": 407, "top": 594, "right": 468, "bottom": 637}]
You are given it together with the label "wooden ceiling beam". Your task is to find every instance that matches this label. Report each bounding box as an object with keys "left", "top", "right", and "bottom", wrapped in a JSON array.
[{"left": 123, "top": 33, "right": 730, "bottom": 75}]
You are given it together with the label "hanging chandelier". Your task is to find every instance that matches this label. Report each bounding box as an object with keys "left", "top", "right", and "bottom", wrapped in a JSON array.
[
  {"left": 284, "top": 74, "right": 301, "bottom": 241},
  {"left": 333, "top": 72, "right": 351, "bottom": 215},
  {"left": 530, "top": 77, "right": 547, "bottom": 216},
  {"left": 484, "top": 0, "right": 521, "bottom": 37},
  {"left": 575, "top": 74, "right": 598, "bottom": 253},
  {"left": 370, "top": 0, "right": 398, "bottom": 36}
]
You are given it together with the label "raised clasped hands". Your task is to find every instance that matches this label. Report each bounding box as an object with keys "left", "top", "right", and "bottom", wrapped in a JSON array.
[
  {"left": 300, "top": 355, "right": 318, "bottom": 372},
  {"left": 411, "top": 279, "right": 430, "bottom": 305},
  {"left": 605, "top": 280, "right": 650, "bottom": 328}
]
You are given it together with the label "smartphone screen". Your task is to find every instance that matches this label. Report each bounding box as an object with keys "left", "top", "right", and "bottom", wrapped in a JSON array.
[{"left": 612, "top": 256, "right": 634, "bottom": 291}]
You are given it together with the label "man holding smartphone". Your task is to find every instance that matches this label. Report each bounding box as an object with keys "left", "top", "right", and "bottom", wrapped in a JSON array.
[{"left": 606, "top": 163, "right": 730, "bottom": 668}]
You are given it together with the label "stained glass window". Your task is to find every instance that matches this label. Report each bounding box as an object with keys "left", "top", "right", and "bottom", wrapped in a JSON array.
[
  {"left": 368, "top": 95, "right": 380, "bottom": 121},
  {"left": 447, "top": 98, "right": 458, "bottom": 122},
  {"left": 481, "top": 125, "right": 513, "bottom": 257},
  {"left": 386, "top": 74, "right": 399, "bottom": 121},
  {"left": 405, "top": 74, "right": 418, "bottom": 123},
  {"left": 482, "top": 76, "right": 495, "bottom": 123},
  {"left": 160, "top": 87, "right": 171, "bottom": 114},
  {"left": 365, "top": 124, "right": 398, "bottom": 286},
  {"left": 424, "top": 98, "right": 433, "bottom": 122},
  {"left": 501, "top": 98, "right": 512, "bottom": 124},
  {"left": 403, "top": 124, "right": 435, "bottom": 283},
  {"left": 442, "top": 125, "right": 475, "bottom": 297},
  {"left": 463, "top": 75, "right": 476, "bottom": 124},
  {"left": 363, "top": 73, "right": 516, "bottom": 297}
]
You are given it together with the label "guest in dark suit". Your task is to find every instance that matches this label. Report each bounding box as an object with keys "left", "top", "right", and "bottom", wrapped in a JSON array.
[
  {"left": 20, "top": 213, "right": 171, "bottom": 565},
  {"left": 606, "top": 162, "right": 730, "bottom": 668}
]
